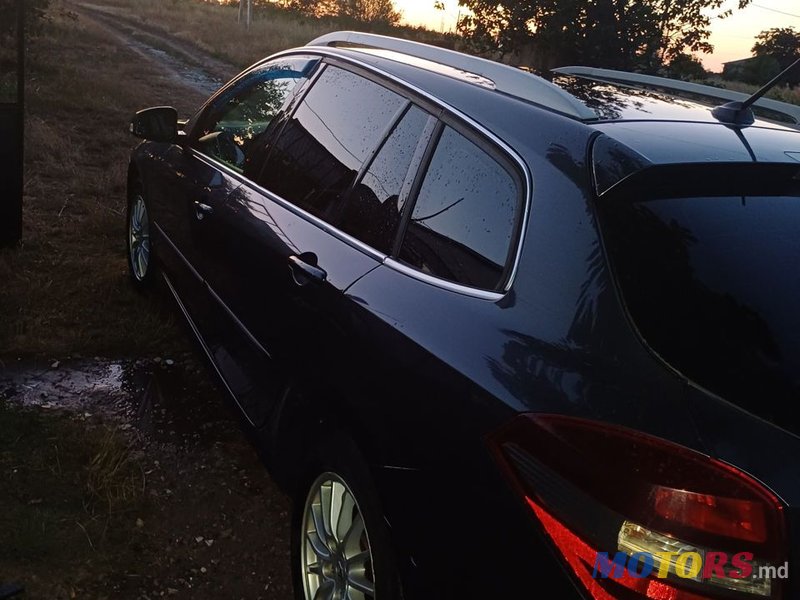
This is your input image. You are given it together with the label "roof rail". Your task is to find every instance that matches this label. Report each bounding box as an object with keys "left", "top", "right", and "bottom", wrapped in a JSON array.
[
  {"left": 553, "top": 66, "right": 800, "bottom": 126},
  {"left": 307, "top": 31, "right": 597, "bottom": 120}
]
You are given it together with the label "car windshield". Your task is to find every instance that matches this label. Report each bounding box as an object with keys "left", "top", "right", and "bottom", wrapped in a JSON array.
[{"left": 597, "top": 193, "right": 800, "bottom": 431}]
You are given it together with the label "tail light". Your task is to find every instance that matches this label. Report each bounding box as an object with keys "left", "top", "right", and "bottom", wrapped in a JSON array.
[{"left": 487, "top": 415, "right": 787, "bottom": 599}]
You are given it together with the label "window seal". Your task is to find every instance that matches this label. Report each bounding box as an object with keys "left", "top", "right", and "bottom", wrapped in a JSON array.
[{"left": 390, "top": 118, "right": 444, "bottom": 258}]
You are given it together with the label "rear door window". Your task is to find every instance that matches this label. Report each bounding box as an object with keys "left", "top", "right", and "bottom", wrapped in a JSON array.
[
  {"left": 398, "top": 126, "right": 521, "bottom": 290},
  {"left": 257, "top": 65, "right": 406, "bottom": 221},
  {"left": 336, "top": 105, "right": 433, "bottom": 253}
]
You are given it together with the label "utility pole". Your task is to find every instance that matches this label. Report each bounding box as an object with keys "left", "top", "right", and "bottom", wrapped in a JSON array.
[
  {"left": 0, "top": 0, "right": 24, "bottom": 246},
  {"left": 238, "top": 0, "right": 252, "bottom": 30}
]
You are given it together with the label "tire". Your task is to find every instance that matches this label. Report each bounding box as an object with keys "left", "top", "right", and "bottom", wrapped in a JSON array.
[
  {"left": 126, "top": 182, "right": 155, "bottom": 289},
  {"left": 292, "top": 434, "right": 402, "bottom": 600}
]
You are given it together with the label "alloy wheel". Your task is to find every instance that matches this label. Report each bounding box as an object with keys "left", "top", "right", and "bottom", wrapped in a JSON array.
[
  {"left": 129, "top": 194, "right": 150, "bottom": 282},
  {"left": 300, "top": 472, "right": 376, "bottom": 600}
]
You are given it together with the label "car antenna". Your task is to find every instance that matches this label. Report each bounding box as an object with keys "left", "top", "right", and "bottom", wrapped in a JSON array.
[{"left": 711, "top": 56, "right": 800, "bottom": 126}]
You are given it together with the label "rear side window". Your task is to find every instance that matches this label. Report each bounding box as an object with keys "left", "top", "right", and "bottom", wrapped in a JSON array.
[
  {"left": 399, "top": 126, "right": 520, "bottom": 290},
  {"left": 336, "top": 105, "right": 432, "bottom": 253},
  {"left": 258, "top": 66, "right": 405, "bottom": 220}
]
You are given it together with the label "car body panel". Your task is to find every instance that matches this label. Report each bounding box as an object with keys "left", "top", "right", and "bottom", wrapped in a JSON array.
[{"left": 128, "top": 42, "right": 800, "bottom": 600}]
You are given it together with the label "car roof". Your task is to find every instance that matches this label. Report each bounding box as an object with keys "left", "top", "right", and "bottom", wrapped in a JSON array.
[
  {"left": 304, "top": 32, "right": 800, "bottom": 131},
  {"left": 292, "top": 44, "right": 800, "bottom": 166}
]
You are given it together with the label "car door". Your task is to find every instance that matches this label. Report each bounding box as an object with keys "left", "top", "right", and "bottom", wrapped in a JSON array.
[
  {"left": 182, "top": 55, "right": 321, "bottom": 426},
  {"left": 144, "top": 135, "right": 237, "bottom": 322},
  {"left": 242, "top": 64, "right": 437, "bottom": 379}
]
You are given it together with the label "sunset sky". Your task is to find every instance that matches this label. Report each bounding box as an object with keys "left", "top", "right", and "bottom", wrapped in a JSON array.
[{"left": 393, "top": 0, "right": 800, "bottom": 72}]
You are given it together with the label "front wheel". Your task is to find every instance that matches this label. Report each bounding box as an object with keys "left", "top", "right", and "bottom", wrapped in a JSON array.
[
  {"left": 292, "top": 438, "right": 402, "bottom": 600},
  {"left": 127, "top": 185, "right": 155, "bottom": 289}
]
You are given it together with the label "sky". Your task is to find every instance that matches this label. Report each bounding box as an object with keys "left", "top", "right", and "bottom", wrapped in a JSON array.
[{"left": 393, "top": 0, "right": 800, "bottom": 72}]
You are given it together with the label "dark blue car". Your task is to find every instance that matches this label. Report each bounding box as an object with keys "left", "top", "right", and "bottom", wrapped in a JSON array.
[{"left": 126, "top": 31, "right": 800, "bottom": 600}]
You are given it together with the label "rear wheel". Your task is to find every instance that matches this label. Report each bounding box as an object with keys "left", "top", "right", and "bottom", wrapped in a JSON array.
[
  {"left": 292, "top": 436, "right": 402, "bottom": 600},
  {"left": 300, "top": 472, "right": 376, "bottom": 600},
  {"left": 127, "top": 186, "right": 154, "bottom": 288}
]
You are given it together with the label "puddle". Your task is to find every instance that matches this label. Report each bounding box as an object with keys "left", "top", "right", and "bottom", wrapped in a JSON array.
[{"left": 0, "top": 357, "right": 237, "bottom": 447}]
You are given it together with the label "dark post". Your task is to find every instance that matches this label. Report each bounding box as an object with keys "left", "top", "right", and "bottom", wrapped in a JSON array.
[{"left": 0, "top": 0, "right": 24, "bottom": 246}]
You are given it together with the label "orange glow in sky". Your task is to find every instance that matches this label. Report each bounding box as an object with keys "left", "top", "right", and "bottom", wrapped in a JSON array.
[{"left": 394, "top": 0, "right": 800, "bottom": 72}]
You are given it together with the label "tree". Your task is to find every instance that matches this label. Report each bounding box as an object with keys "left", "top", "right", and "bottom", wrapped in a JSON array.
[
  {"left": 289, "top": 0, "right": 400, "bottom": 24},
  {"left": 337, "top": 0, "right": 401, "bottom": 24},
  {"left": 667, "top": 53, "right": 708, "bottom": 80},
  {"left": 457, "top": 0, "right": 751, "bottom": 72},
  {"left": 752, "top": 27, "right": 800, "bottom": 84}
]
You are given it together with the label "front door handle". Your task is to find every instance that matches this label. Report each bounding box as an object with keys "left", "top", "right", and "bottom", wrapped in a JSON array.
[
  {"left": 288, "top": 253, "right": 327, "bottom": 286},
  {"left": 194, "top": 200, "right": 213, "bottom": 220}
]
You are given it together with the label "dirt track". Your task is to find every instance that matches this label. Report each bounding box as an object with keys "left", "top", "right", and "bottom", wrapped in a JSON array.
[{"left": 71, "top": 1, "right": 237, "bottom": 97}]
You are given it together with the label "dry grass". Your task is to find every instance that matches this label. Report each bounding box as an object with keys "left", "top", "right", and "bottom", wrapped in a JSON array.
[
  {"left": 0, "top": 2, "right": 207, "bottom": 358},
  {"left": 696, "top": 75, "right": 800, "bottom": 106},
  {"left": 79, "top": 0, "right": 456, "bottom": 69},
  {"left": 0, "top": 403, "right": 148, "bottom": 594},
  {"left": 85, "top": 427, "right": 145, "bottom": 511}
]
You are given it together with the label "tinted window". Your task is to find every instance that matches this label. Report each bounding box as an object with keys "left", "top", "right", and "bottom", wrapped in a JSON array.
[
  {"left": 399, "top": 127, "right": 519, "bottom": 290},
  {"left": 194, "top": 57, "right": 317, "bottom": 173},
  {"left": 337, "top": 105, "right": 431, "bottom": 253},
  {"left": 599, "top": 193, "right": 800, "bottom": 432},
  {"left": 258, "top": 66, "right": 405, "bottom": 220}
]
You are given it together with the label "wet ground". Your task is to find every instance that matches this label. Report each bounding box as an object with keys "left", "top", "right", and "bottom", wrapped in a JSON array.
[
  {"left": 1, "top": 355, "right": 234, "bottom": 448},
  {"left": 0, "top": 355, "right": 294, "bottom": 600}
]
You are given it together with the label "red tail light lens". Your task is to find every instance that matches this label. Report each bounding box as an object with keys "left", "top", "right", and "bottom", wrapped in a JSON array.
[
  {"left": 487, "top": 414, "right": 787, "bottom": 599},
  {"left": 652, "top": 488, "right": 768, "bottom": 544}
]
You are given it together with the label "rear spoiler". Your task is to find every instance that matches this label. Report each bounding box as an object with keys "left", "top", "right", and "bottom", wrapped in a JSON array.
[
  {"left": 598, "top": 162, "right": 800, "bottom": 200},
  {"left": 591, "top": 134, "right": 800, "bottom": 198}
]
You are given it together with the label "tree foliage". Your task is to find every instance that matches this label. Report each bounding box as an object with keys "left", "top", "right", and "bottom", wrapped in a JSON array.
[
  {"left": 457, "top": 0, "right": 750, "bottom": 72},
  {"left": 752, "top": 27, "right": 800, "bottom": 67},
  {"left": 751, "top": 27, "right": 800, "bottom": 85},
  {"left": 667, "top": 52, "right": 708, "bottom": 80},
  {"left": 289, "top": 0, "right": 400, "bottom": 24}
]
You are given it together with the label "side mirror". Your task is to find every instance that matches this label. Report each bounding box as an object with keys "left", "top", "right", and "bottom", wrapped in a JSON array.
[{"left": 129, "top": 106, "right": 178, "bottom": 143}]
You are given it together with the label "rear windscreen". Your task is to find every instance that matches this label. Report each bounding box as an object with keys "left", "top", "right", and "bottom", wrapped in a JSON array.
[{"left": 598, "top": 194, "right": 800, "bottom": 427}]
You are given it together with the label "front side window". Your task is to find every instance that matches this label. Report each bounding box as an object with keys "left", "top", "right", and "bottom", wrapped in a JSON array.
[
  {"left": 258, "top": 65, "right": 406, "bottom": 221},
  {"left": 193, "top": 56, "right": 318, "bottom": 173},
  {"left": 398, "top": 126, "right": 520, "bottom": 290}
]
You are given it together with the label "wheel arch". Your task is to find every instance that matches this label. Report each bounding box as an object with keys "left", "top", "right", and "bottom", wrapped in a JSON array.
[{"left": 263, "top": 380, "right": 380, "bottom": 497}]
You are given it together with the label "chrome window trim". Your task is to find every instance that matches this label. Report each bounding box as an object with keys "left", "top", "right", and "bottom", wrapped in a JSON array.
[
  {"left": 188, "top": 148, "right": 389, "bottom": 264},
  {"left": 383, "top": 258, "right": 504, "bottom": 301},
  {"left": 190, "top": 47, "right": 533, "bottom": 301}
]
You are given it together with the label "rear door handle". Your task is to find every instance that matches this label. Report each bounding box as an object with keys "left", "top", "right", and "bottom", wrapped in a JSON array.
[
  {"left": 288, "top": 253, "right": 327, "bottom": 285},
  {"left": 194, "top": 200, "right": 213, "bottom": 220}
]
